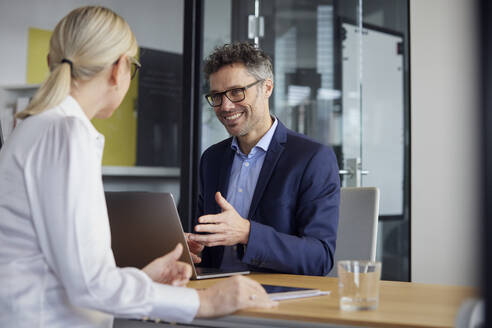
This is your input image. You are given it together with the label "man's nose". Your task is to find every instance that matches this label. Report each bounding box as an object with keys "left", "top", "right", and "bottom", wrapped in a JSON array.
[{"left": 220, "top": 94, "right": 235, "bottom": 110}]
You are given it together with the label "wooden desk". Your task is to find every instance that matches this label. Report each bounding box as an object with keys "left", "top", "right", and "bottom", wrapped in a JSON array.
[{"left": 186, "top": 273, "right": 477, "bottom": 328}]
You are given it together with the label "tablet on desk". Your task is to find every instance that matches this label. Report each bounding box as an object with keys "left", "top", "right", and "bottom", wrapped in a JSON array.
[{"left": 262, "top": 284, "right": 330, "bottom": 301}]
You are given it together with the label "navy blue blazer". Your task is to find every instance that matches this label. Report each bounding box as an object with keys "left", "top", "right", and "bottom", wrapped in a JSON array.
[{"left": 196, "top": 120, "right": 340, "bottom": 276}]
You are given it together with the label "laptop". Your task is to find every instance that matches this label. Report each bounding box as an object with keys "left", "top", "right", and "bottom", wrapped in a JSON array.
[{"left": 105, "top": 191, "right": 250, "bottom": 280}]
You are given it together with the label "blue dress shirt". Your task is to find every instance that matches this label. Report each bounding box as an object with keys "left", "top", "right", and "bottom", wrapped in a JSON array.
[{"left": 220, "top": 118, "right": 278, "bottom": 270}]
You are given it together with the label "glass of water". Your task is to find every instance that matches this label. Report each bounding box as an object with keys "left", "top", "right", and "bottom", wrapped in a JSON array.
[{"left": 338, "top": 260, "right": 382, "bottom": 311}]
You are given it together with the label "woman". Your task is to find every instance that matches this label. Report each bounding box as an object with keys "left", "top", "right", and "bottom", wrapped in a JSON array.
[{"left": 0, "top": 6, "right": 275, "bottom": 327}]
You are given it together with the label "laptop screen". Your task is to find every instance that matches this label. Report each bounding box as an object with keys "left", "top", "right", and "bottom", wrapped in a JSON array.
[{"left": 105, "top": 192, "right": 193, "bottom": 269}]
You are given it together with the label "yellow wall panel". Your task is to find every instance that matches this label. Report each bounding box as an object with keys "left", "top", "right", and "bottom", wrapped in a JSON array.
[{"left": 27, "top": 28, "right": 51, "bottom": 84}]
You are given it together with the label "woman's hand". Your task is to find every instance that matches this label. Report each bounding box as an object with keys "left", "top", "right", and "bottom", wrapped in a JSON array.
[
  {"left": 196, "top": 275, "right": 278, "bottom": 317},
  {"left": 142, "top": 243, "right": 192, "bottom": 287}
]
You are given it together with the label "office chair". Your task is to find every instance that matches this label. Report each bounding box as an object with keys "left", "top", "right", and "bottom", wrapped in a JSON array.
[{"left": 328, "top": 187, "right": 380, "bottom": 277}]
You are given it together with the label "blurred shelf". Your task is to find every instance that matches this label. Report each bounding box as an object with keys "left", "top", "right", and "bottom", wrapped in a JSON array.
[
  {"left": 1, "top": 84, "right": 40, "bottom": 91},
  {"left": 102, "top": 166, "right": 180, "bottom": 177}
]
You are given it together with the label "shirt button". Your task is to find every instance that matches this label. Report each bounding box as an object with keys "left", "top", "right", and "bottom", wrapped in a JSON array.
[
  {"left": 244, "top": 162, "right": 250, "bottom": 167},
  {"left": 238, "top": 188, "right": 243, "bottom": 193}
]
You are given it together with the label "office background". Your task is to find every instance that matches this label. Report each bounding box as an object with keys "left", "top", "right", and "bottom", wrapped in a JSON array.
[{"left": 0, "top": 0, "right": 481, "bottom": 288}]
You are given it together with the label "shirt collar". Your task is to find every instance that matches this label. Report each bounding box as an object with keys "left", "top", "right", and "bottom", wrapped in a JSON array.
[
  {"left": 58, "top": 95, "right": 104, "bottom": 141},
  {"left": 231, "top": 116, "right": 278, "bottom": 155}
]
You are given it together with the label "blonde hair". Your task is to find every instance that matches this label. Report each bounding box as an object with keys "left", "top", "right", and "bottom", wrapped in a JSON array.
[{"left": 17, "top": 6, "right": 138, "bottom": 119}]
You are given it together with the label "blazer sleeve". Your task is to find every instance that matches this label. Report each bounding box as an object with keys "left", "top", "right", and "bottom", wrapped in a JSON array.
[{"left": 241, "top": 146, "right": 340, "bottom": 276}]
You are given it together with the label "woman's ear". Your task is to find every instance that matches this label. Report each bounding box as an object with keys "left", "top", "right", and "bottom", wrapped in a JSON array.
[{"left": 109, "top": 55, "right": 127, "bottom": 87}]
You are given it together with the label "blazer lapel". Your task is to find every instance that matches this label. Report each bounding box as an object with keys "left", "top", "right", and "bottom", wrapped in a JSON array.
[
  {"left": 216, "top": 143, "right": 235, "bottom": 213},
  {"left": 247, "top": 122, "right": 287, "bottom": 220}
]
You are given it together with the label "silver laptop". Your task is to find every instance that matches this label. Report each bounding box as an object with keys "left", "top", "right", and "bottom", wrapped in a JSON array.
[{"left": 105, "top": 191, "right": 250, "bottom": 280}]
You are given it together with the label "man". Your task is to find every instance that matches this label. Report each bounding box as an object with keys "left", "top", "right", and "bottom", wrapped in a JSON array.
[{"left": 187, "top": 42, "right": 340, "bottom": 276}]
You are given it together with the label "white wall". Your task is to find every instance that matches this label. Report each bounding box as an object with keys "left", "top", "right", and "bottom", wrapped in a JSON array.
[
  {"left": 410, "top": 0, "right": 481, "bottom": 286},
  {"left": 0, "top": 0, "right": 183, "bottom": 85}
]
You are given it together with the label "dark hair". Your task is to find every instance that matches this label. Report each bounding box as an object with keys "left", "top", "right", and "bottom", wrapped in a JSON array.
[{"left": 203, "top": 42, "right": 273, "bottom": 81}]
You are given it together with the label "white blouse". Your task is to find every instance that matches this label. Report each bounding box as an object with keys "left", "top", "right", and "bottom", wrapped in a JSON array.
[{"left": 0, "top": 96, "right": 199, "bottom": 327}]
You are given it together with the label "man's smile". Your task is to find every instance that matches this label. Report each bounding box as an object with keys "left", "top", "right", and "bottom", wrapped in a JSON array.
[
  {"left": 223, "top": 111, "right": 244, "bottom": 121},
  {"left": 219, "top": 110, "right": 247, "bottom": 126}
]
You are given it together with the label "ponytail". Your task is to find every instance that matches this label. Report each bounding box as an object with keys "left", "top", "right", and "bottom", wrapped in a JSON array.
[{"left": 16, "top": 60, "right": 71, "bottom": 119}]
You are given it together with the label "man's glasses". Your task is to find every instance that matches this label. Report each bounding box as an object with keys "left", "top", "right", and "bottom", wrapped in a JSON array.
[
  {"left": 205, "top": 79, "right": 264, "bottom": 107},
  {"left": 129, "top": 57, "right": 141, "bottom": 80}
]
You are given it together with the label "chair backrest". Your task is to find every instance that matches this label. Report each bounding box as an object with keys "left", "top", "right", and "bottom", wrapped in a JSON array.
[{"left": 328, "top": 187, "right": 380, "bottom": 277}]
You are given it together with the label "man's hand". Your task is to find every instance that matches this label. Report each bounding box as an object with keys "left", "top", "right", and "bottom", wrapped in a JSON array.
[
  {"left": 189, "top": 192, "right": 251, "bottom": 247},
  {"left": 142, "top": 243, "right": 192, "bottom": 286},
  {"left": 185, "top": 232, "right": 204, "bottom": 263}
]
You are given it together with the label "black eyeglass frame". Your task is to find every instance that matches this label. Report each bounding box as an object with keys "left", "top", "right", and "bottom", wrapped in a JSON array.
[
  {"left": 205, "top": 79, "right": 264, "bottom": 107},
  {"left": 129, "top": 57, "right": 141, "bottom": 80}
]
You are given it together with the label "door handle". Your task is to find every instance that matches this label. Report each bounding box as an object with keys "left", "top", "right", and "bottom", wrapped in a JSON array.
[
  {"left": 339, "top": 169, "right": 369, "bottom": 176},
  {"left": 339, "top": 158, "right": 368, "bottom": 186}
]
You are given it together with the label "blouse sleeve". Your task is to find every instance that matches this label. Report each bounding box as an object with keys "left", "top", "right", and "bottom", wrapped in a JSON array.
[{"left": 23, "top": 117, "right": 199, "bottom": 323}]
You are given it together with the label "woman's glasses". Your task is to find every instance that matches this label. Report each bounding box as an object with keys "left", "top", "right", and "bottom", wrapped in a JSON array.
[{"left": 129, "top": 57, "right": 141, "bottom": 80}]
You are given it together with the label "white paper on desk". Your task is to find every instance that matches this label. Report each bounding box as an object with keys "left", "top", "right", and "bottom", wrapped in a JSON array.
[{"left": 262, "top": 284, "right": 331, "bottom": 301}]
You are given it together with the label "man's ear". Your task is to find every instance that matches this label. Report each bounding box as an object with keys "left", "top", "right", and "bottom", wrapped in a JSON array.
[{"left": 263, "top": 78, "right": 274, "bottom": 98}]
